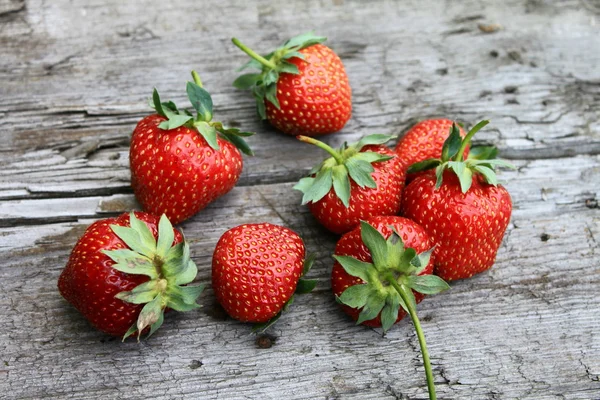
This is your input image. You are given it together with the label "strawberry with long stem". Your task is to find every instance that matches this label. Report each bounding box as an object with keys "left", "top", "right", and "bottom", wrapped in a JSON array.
[
  {"left": 333, "top": 217, "right": 448, "bottom": 400},
  {"left": 294, "top": 134, "right": 405, "bottom": 234},
  {"left": 232, "top": 33, "right": 352, "bottom": 136}
]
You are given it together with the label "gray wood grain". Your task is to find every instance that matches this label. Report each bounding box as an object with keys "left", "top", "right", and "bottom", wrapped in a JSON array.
[{"left": 1, "top": 0, "right": 599, "bottom": 399}]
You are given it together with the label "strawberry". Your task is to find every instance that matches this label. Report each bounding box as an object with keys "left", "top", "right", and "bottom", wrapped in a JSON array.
[
  {"left": 332, "top": 216, "right": 441, "bottom": 327},
  {"left": 211, "top": 223, "right": 316, "bottom": 330},
  {"left": 401, "top": 120, "right": 514, "bottom": 281},
  {"left": 58, "top": 212, "right": 204, "bottom": 340},
  {"left": 395, "top": 119, "right": 468, "bottom": 183},
  {"left": 332, "top": 217, "right": 448, "bottom": 399},
  {"left": 294, "top": 134, "right": 405, "bottom": 234},
  {"left": 130, "top": 71, "right": 254, "bottom": 225},
  {"left": 232, "top": 32, "right": 352, "bottom": 136}
]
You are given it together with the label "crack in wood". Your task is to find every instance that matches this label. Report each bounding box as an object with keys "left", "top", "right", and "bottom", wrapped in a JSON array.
[
  {"left": 501, "top": 141, "right": 600, "bottom": 159},
  {"left": 0, "top": 1, "right": 25, "bottom": 19},
  {"left": 43, "top": 53, "right": 82, "bottom": 73},
  {"left": 579, "top": 358, "right": 600, "bottom": 382}
]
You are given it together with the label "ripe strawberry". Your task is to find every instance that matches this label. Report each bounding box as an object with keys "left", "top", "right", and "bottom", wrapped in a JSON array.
[
  {"left": 332, "top": 216, "right": 443, "bottom": 329},
  {"left": 294, "top": 134, "right": 405, "bottom": 234},
  {"left": 232, "top": 32, "right": 352, "bottom": 136},
  {"left": 130, "top": 71, "right": 254, "bottom": 225},
  {"left": 401, "top": 120, "right": 514, "bottom": 281},
  {"left": 212, "top": 223, "right": 316, "bottom": 329},
  {"left": 332, "top": 217, "right": 448, "bottom": 399},
  {"left": 58, "top": 212, "right": 204, "bottom": 339}
]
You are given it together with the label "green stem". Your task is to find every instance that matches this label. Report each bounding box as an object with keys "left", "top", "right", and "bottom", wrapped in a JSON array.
[
  {"left": 231, "top": 38, "right": 277, "bottom": 70},
  {"left": 387, "top": 276, "right": 436, "bottom": 400},
  {"left": 297, "top": 135, "right": 344, "bottom": 165},
  {"left": 191, "top": 70, "right": 203, "bottom": 88},
  {"left": 455, "top": 120, "right": 489, "bottom": 162}
]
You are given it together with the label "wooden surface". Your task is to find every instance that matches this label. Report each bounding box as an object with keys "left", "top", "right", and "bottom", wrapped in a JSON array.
[{"left": 1, "top": 0, "right": 599, "bottom": 399}]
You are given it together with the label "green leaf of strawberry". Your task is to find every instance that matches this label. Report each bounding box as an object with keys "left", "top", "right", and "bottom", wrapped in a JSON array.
[
  {"left": 148, "top": 70, "right": 253, "bottom": 155},
  {"left": 153, "top": 88, "right": 167, "bottom": 118},
  {"left": 186, "top": 80, "right": 213, "bottom": 121},
  {"left": 468, "top": 145, "right": 498, "bottom": 160},
  {"left": 360, "top": 220, "right": 389, "bottom": 269},
  {"left": 407, "top": 275, "right": 450, "bottom": 295},
  {"left": 331, "top": 165, "right": 351, "bottom": 207},
  {"left": 294, "top": 134, "right": 395, "bottom": 205},
  {"left": 294, "top": 134, "right": 405, "bottom": 234},
  {"left": 283, "top": 32, "right": 327, "bottom": 50},
  {"left": 195, "top": 121, "right": 219, "bottom": 150},
  {"left": 441, "top": 123, "right": 463, "bottom": 161},
  {"left": 102, "top": 249, "right": 157, "bottom": 278},
  {"left": 232, "top": 73, "right": 262, "bottom": 90},
  {"left": 158, "top": 114, "right": 193, "bottom": 130},
  {"left": 332, "top": 256, "right": 373, "bottom": 282},
  {"left": 115, "top": 280, "right": 159, "bottom": 304},
  {"left": 407, "top": 120, "right": 515, "bottom": 193},
  {"left": 299, "top": 167, "right": 333, "bottom": 205}
]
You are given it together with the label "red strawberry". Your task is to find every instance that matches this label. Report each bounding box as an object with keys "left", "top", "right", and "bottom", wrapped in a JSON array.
[
  {"left": 232, "top": 33, "right": 351, "bottom": 136},
  {"left": 332, "top": 216, "right": 442, "bottom": 329},
  {"left": 332, "top": 217, "right": 448, "bottom": 399},
  {"left": 130, "top": 71, "right": 254, "bottom": 225},
  {"left": 395, "top": 119, "right": 468, "bottom": 182},
  {"left": 401, "top": 120, "right": 514, "bottom": 281},
  {"left": 212, "top": 223, "right": 316, "bottom": 328},
  {"left": 58, "top": 212, "right": 204, "bottom": 339},
  {"left": 294, "top": 134, "right": 405, "bottom": 234}
]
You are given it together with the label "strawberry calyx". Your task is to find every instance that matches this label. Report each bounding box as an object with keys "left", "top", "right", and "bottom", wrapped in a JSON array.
[
  {"left": 407, "top": 120, "right": 515, "bottom": 193},
  {"left": 150, "top": 70, "right": 254, "bottom": 155},
  {"left": 335, "top": 221, "right": 448, "bottom": 400},
  {"left": 252, "top": 254, "right": 318, "bottom": 333},
  {"left": 334, "top": 221, "right": 447, "bottom": 332},
  {"left": 101, "top": 212, "right": 204, "bottom": 341},
  {"left": 467, "top": 145, "right": 498, "bottom": 161},
  {"left": 231, "top": 32, "right": 327, "bottom": 119},
  {"left": 293, "top": 134, "right": 396, "bottom": 207}
]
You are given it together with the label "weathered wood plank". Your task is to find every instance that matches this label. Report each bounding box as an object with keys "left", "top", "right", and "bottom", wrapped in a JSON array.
[
  {"left": 2, "top": 155, "right": 598, "bottom": 224},
  {"left": 1, "top": 134, "right": 599, "bottom": 204}
]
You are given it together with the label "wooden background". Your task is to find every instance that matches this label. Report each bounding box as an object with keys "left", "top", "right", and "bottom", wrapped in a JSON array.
[{"left": 1, "top": 0, "right": 599, "bottom": 398}]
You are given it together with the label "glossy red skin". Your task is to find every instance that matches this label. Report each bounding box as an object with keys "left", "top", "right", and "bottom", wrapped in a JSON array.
[
  {"left": 332, "top": 216, "right": 435, "bottom": 327},
  {"left": 130, "top": 114, "right": 243, "bottom": 225},
  {"left": 266, "top": 44, "right": 352, "bottom": 136},
  {"left": 308, "top": 145, "right": 405, "bottom": 235},
  {"left": 395, "top": 119, "right": 468, "bottom": 183},
  {"left": 212, "top": 223, "right": 306, "bottom": 323},
  {"left": 401, "top": 170, "right": 512, "bottom": 281},
  {"left": 58, "top": 212, "right": 182, "bottom": 336}
]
